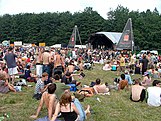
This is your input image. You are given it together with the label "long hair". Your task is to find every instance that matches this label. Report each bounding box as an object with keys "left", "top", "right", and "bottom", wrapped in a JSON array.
[
  {"left": 0, "top": 72, "right": 6, "bottom": 80},
  {"left": 59, "top": 92, "right": 72, "bottom": 107}
]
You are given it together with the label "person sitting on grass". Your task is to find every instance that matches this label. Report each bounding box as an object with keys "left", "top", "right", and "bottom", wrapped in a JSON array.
[
  {"left": 147, "top": 80, "right": 161, "bottom": 107},
  {"left": 33, "top": 72, "right": 50, "bottom": 100},
  {"left": 24, "top": 65, "right": 37, "bottom": 83},
  {"left": 0, "top": 71, "right": 16, "bottom": 93},
  {"left": 61, "top": 72, "right": 81, "bottom": 86},
  {"left": 102, "top": 61, "right": 111, "bottom": 71},
  {"left": 118, "top": 74, "right": 129, "bottom": 91},
  {"left": 141, "top": 72, "right": 152, "bottom": 87},
  {"left": 93, "top": 78, "right": 110, "bottom": 95},
  {"left": 130, "top": 78, "right": 146, "bottom": 102},
  {"left": 52, "top": 74, "right": 70, "bottom": 100},
  {"left": 51, "top": 91, "right": 90, "bottom": 121},
  {"left": 30, "top": 83, "right": 58, "bottom": 120},
  {"left": 124, "top": 70, "right": 133, "bottom": 85}
]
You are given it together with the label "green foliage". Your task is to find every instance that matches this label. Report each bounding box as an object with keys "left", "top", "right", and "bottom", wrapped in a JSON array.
[{"left": 0, "top": 6, "right": 161, "bottom": 49}]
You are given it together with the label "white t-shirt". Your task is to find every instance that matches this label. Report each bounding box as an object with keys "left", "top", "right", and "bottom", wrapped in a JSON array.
[{"left": 147, "top": 86, "right": 161, "bottom": 107}]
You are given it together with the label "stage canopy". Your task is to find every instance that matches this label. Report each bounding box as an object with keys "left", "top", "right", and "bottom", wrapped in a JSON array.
[{"left": 88, "top": 32, "right": 122, "bottom": 49}]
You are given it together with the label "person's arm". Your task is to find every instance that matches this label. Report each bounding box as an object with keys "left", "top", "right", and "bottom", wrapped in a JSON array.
[
  {"left": 30, "top": 71, "right": 37, "bottom": 78},
  {"left": 50, "top": 103, "right": 60, "bottom": 121},
  {"left": 142, "top": 77, "right": 146, "bottom": 85},
  {"left": 71, "top": 102, "right": 80, "bottom": 115},
  {"left": 93, "top": 86, "right": 98, "bottom": 94},
  {"left": 126, "top": 82, "right": 129, "bottom": 91},
  {"left": 61, "top": 57, "right": 65, "bottom": 69},
  {"left": 118, "top": 81, "right": 122, "bottom": 91},
  {"left": 48, "top": 95, "right": 57, "bottom": 120},
  {"left": 128, "top": 75, "right": 133, "bottom": 84},
  {"left": 30, "top": 93, "right": 44, "bottom": 119},
  {"left": 40, "top": 84, "right": 49, "bottom": 93}
]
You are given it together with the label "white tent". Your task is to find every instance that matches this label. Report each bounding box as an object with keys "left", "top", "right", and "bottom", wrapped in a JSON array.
[{"left": 50, "top": 44, "right": 61, "bottom": 48}]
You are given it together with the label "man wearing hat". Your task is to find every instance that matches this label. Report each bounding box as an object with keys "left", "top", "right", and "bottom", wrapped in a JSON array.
[
  {"left": 4, "top": 47, "right": 18, "bottom": 84},
  {"left": 147, "top": 80, "right": 161, "bottom": 107}
]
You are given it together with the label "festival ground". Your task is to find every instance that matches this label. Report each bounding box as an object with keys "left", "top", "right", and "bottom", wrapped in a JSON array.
[{"left": 0, "top": 64, "right": 161, "bottom": 121}]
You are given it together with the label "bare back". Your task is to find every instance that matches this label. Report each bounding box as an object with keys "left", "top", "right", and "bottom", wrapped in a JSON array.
[
  {"left": 42, "top": 52, "right": 50, "bottom": 65},
  {"left": 43, "top": 92, "right": 57, "bottom": 114},
  {"left": 54, "top": 54, "right": 62, "bottom": 67}
]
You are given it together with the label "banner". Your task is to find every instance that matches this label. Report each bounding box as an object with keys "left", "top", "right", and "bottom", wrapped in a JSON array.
[
  {"left": 39, "top": 43, "right": 45, "bottom": 47},
  {"left": 14, "top": 41, "right": 22, "bottom": 46}
]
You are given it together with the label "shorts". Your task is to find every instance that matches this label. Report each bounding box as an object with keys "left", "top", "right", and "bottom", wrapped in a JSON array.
[{"left": 8, "top": 67, "right": 18, "bottom": 76}]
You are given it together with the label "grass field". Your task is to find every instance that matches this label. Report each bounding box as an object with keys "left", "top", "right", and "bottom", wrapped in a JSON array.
[{"left": 0, "top": 64, "right": 161, "bottom": 121}]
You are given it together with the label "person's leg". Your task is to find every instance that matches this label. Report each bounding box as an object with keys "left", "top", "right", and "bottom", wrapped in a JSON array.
[
  {"left": 11, "top": 75, "right": 15, "bottom": 85},
  {"left": 39, "top": 65, "right": 43, "bottom": 77},
  {"left": 8, "top": 84, "right": 16, "bottom": 92},
  {"left": 8, "top": 75, "right": 11, "bottom": 84},
  {"left": 11, "top": 67, "right": 18, "bottom": 85},
  {"left": 73, "top": 98, "right": 86, "bottom": 121}
]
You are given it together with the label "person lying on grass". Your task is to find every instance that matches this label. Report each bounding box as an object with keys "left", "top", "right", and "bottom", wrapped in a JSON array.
[
  {"left": 30, "top": 83, "right": 58, "bottom": 120},
  {"left": 93, "top": 78, "right": 110, "bottom": 95}
]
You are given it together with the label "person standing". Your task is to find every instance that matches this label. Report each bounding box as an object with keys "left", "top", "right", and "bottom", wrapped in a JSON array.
[
  {"left": 4, "top": 47, "right": 18, "bottom": 84},
  {"left": 117, "top": 54, "right": 125, "bottom": 75},
  {"left": 35, "top": 47, "right": 43, "bottom": 77},
  {"left": 141, "top": 54, "right": 149, "bottom": 75},
  {"left": 42, "top": 47, "right": 51, "bottom": 78}
]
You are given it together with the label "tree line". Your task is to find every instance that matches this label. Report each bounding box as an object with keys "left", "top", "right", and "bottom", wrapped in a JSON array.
[{"left": 0, "top": 6, "right": 161, "bottom": 50}]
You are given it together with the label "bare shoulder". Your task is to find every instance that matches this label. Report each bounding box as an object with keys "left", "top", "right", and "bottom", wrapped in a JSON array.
[
  {"left": 50, "top": 94, "right": 57, "bottom": 100},
  {"left": 71, "top": 102, "right": 76, "bottom": 107}
]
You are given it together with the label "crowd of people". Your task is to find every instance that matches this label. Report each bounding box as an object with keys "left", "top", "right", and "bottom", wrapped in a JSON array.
[{"left": 0, "top": 46, "right": 161, "bottom": 121}]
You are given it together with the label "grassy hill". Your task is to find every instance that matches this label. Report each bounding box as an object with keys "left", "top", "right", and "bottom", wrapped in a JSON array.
[{"left": 0, "top": 64, "right": 161, "bottom": 121}]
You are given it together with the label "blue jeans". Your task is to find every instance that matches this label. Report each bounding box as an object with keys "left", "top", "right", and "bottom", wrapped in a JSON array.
[
  {"left": 43, "top": 65, "right": 50, "bottom": 74},
  {"left": 73, "top": 98, "right": 86, "bottom": 121}
]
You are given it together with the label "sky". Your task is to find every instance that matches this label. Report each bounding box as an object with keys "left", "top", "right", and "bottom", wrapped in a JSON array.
[{"left": 0, "top": 0, "right": 161, "bottom": 19}]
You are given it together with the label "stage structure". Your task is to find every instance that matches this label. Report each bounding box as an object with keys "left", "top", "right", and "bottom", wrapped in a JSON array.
[
  {"left": 68, "top": 25, "right": 82, "bottom": 48},
  {"left": 116, "top": 18, "right": 134, "bottom": 51}
]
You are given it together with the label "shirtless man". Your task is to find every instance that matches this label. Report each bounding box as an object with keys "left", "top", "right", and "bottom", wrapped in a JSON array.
[
  {"left": 54, "top": 51, "right": 64, "bottom": 69},
  {"left": 118, "top": 74, "right": 129, "bottom": 91},
  {"left": 130, "top": 79, "right": 146, "bottom": 102},
  {"left": 41, "top": 47, "right": 51, "bottom": 76},
  {"left": 66, "top": 60, "right": 75, "bottom": 74},
  {"left": 93, "top": 78, "right": 110, "bottom": 94},
  {"left": 35, "top": 47, "right": 43, "bottom": 77},
  {"left": 30, "top": 83, "right": 58, "bottom": 120},
  {"left": 53, "top": 51, "right": 64, "bottom": 77}
]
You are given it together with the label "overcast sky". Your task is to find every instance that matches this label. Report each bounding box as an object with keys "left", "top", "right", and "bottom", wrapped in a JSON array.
[{"left": 0, "top": 0, "right": 161, "bottom": 19}]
